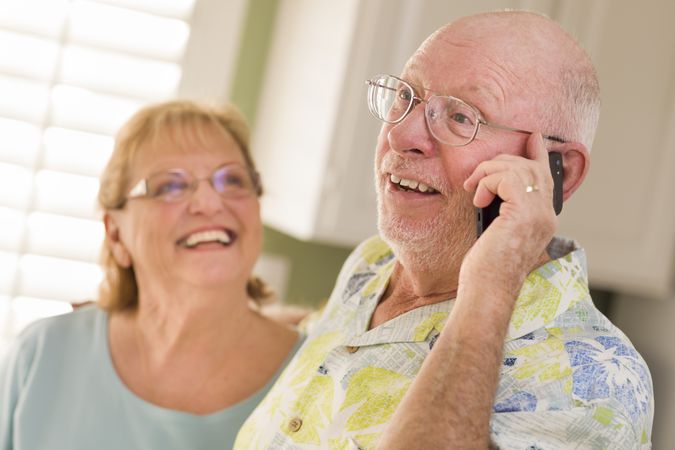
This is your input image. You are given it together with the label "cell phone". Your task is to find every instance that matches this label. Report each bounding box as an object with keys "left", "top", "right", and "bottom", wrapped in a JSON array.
[{"left": 476, "top": 151, "right": 563, "bottom": 237}]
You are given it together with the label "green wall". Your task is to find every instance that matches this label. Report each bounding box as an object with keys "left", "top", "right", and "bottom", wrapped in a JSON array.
[
  {"left": 229, "top": 0, "right": 280, "bottom": 126},
  {"left": 262, "top": 228, "right": 353, "bottom": 306},
  {"left": 229, "top": 0, "right": 354, "bottom": 306}
]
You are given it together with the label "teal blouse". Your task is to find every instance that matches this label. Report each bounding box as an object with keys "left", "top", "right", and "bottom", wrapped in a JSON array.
[{"left": 0, "top": 305, "right": 302, "bottom": 450}]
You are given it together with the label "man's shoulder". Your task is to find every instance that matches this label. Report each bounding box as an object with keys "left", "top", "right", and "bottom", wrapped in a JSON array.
[
  {"left": 341, "top": 235, "right": 394, "bottom": 273},
  {"left": 306, "top": 236, "right": 396, "bottom": 337},
  {"left": 500, "top": 306, "right": 653, "bottom": 443},
  {"left": 327, "top": 235, "right": 395, "bottom": 303},
  {"left": 507, "top": 297, "right": 650, "bottom": 382}
]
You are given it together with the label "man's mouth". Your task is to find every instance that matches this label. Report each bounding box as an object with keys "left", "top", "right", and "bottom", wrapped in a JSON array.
[
  {"left": 389, "top": 174, "right": 438, "bottom": 194},
  {"left": 177, "top": 229, "right": 236, "bottom": 249}
]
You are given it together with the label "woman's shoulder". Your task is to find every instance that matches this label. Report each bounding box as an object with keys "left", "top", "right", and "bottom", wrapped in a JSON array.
[
  {"left": 1, "top": 305, "right": 107, "bottom": 394},
  {"left": 13, "top": 304, "right": 105, "bottom": 354}
]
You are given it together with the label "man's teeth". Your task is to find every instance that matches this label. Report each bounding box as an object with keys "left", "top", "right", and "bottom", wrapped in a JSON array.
[
  {"left": 184, "top": 230, "right": 231, "bottom": 248},
  {"left": 389, "top": 174, "right": 436, "bottom": 193}
]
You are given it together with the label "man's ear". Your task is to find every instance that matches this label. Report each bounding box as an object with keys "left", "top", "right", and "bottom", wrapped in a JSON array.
[
  {"left": 557, "top": 141, "right": 590, "bottom": 202},
  {"left": 103, "top": 212, "right": 132, "bottom": 268}
]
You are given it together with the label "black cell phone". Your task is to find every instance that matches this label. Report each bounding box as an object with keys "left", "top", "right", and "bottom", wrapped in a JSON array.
[{"left": 476, "top": 152, "right": 563, "bottom": 237}]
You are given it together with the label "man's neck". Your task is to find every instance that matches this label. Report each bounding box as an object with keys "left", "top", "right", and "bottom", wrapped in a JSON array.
[{"left": 370, "top": 255, "right": 460, "bottom": 329}]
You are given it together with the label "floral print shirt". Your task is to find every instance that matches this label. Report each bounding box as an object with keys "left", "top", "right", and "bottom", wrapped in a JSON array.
[{"left": 235, "top": 236, "right": 653, "bottom": 449}]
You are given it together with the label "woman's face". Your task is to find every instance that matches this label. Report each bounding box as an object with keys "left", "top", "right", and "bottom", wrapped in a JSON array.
[{"left": 106, "top": 123, "right": 262, "bottom": 294}]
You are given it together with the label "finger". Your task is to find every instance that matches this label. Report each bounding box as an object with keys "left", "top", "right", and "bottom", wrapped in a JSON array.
[
  {"left": 526, "top": 132, "right": 557, "bottom": 194},
  {"left": 472, "top": 172, "right": 498, "bottom": 207},
  {"left": 464, "top": 158, "right": 539, "bottom": 193},
  {"left": 490, "top": 153, "right": 524, "bottom": 163},
  {"left": 463, "top": 160, "right": 511, "bottom": 192},
  {"left": 526, "top": 132, "right": 548, "bottom": 164},
  {"left": 472, "top": 171, "right": 524, "bottom": 208}
]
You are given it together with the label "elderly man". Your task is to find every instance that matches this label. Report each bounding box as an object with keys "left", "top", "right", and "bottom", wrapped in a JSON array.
[{"left": 235, "top": 11, "right": 653, "bottom": 450}]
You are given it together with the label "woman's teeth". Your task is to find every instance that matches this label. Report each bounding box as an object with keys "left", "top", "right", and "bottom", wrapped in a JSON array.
[{"left": 183, "top": 230, "right": 232, "bottom": 248}]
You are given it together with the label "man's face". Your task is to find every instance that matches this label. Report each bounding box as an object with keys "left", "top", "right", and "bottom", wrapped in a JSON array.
[{"left": 374, "top": 29, "right": 538, "bottom": 260}]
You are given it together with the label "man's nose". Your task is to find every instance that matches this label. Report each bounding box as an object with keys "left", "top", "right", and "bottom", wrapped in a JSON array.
[
  {"left": 187, "top": 178, "right": 225, "bottom": 215},
  {"left": 386, "top": 102, "right": 437, "bottom": 158}
]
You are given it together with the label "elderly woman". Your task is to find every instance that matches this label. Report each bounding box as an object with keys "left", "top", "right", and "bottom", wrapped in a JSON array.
[{"left": 0, "top": 100, "right": 302, "bottom": 449}]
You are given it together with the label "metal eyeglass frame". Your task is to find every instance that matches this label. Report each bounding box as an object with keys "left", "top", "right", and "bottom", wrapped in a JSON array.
[
  {"left": 124, "top": 162, "right": 261, "bottom": 205},
  {"left": 366, "top": 74, "right": 566, "bottom": 146}
]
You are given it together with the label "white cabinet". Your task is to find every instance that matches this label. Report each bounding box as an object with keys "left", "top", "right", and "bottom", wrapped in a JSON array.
[
  {"left": 253, "top": 0, "right": 383, "bottom": 246},
  {"left": 552, "top": 0, "right": 675, "bottom": 299},
  {"left": 253, "top": 0, "right": 675, "bottom": 298}
]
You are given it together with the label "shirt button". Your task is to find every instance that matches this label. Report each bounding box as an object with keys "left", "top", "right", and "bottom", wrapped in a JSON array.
[
  {"left": 345, "top": 345, "right": 359, "bottom": 353},
  {"left": 288, "top": 417, "right": 303, "bottom": 433}
]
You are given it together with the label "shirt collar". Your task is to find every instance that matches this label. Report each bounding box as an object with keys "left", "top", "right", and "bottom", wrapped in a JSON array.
[{"left": 346, "top": 236, "right": 587, "bottom": 344}]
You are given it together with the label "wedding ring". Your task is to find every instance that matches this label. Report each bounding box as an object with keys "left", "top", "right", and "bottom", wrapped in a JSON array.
[{"left": 525, "top": 184, "right": 539, "bottom": 193}]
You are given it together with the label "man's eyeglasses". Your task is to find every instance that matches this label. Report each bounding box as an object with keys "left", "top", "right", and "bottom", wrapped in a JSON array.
[
  {"left": 366, "top": 74, "right": 565, "bottom": 146},
  {"left": 126, "top": 162, "right": 261, "bottom": 204}
]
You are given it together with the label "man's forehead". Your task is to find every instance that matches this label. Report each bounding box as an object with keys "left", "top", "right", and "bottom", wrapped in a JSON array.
[
  {"left": 399, "top": 12, "right": 560, "bottom": 103},
  {"left": 401, "top": 55, "right": 506, "bottom": 116}
]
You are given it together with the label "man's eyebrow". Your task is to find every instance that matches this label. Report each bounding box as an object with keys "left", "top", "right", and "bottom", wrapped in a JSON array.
[
  {"left": 464, "top": 85, "right": 504, "bottom": 117},
  {"left": 398, "top": 71, "right": 503, "bottom": 118},
  {"left": 467, "top": 84, "right": 500, "bottom": 102}
]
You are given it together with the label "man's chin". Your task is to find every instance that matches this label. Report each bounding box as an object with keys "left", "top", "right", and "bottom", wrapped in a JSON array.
[
  {"left": 378, "top": 215, "right": 443, "bottom": 250},
  {"left": 377, "top": 207, "right": 475, "bottom": 264}
]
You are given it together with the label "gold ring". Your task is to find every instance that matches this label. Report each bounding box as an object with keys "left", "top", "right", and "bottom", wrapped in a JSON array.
[{"left": 525, "top": 185, "right": 539, "bottom": 193}]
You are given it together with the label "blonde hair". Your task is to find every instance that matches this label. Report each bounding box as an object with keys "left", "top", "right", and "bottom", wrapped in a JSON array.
[{"left": 97, "top": 100, "right": 271, "bottom": 311}]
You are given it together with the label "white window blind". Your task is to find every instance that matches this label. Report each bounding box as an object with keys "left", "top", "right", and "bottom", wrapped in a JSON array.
[{"left": 0, "top": 0, "right": 248, "bottom": 347}]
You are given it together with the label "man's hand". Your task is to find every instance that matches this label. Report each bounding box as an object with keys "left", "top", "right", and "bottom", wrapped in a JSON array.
[{"left": 462, "top": 132, "right": 558, "bottom": 297}]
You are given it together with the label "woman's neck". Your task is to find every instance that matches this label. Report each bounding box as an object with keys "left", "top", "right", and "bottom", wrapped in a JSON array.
[{"left": 108, "top": 284, "right": 298, "bottom": 414}]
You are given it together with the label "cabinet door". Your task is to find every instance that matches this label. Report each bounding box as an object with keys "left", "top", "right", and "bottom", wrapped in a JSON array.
[
  {"left": 552, "top": 0, "right": 675, "bottom": 299},
  {"left": 253, "top": 0, "right": 385, "bottom": 246}
]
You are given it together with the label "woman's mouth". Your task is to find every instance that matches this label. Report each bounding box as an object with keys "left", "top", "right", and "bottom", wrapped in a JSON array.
[{"left": 177, "top": 229, "right": 237, "bottom": 249}]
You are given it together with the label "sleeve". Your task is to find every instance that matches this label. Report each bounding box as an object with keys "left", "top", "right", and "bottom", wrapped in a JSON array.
[
  {"left": 0, "top": 326, "right": 40, "bottom": 450},
  {"left": 0, "top": 343, "right": 23, "bottom": 450},
  {"left": 0, "top": 347, "right": 15, "bottom": 450},
  {"left": 490, "top": 337, "right": 654, "bottom": 450},
  {"left": 490, "top": 406, "right": 649, "bottom": 450}
]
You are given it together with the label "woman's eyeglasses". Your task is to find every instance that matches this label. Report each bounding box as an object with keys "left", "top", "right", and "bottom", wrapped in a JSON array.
[{"left": 125, "top": 162, "right": 261, "bottom": 204}]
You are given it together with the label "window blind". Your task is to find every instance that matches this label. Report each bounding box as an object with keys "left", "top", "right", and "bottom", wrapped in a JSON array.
[{"left": 0, "top": 0, "right": 200, "bottom": 344}]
